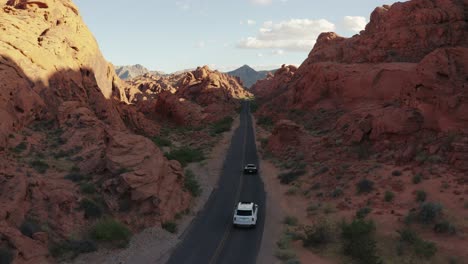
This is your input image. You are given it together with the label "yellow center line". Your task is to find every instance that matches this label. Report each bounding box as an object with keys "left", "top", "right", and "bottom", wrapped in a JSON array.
[{"left": 208, "top": 102, "right": 249, "bottom": 264}]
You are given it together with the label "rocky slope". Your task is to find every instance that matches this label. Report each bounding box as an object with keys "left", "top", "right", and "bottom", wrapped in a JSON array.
[
  {"left": 127, "top": 66, "right": 252, "bottom": 126},
  {"left": 253, "top": 0, "right": 468, "bottom": 262},
  {"left": 0, "top": 1, "right": 191, "bottom": 263},
  {"left": 227, "top": 65, "right": 275, "bottom": 89}
]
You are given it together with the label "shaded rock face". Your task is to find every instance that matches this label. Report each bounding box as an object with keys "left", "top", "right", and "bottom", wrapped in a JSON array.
[
  {"left": 227, "top": 65, "right": 276, "bottom": 89},
  {"left": 254, "top": 0, "right": 468, "bottom": 172},
  {"left": 0, "top": 0, "right": 190, "bottom": 262},
  {"left": 127, "top": 66, "right": 252, "bottom": 126}
]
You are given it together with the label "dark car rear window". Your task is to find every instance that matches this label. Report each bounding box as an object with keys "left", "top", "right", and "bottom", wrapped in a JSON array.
[{"left": 236, "top": 210, "right": 252, "bottom": 216}]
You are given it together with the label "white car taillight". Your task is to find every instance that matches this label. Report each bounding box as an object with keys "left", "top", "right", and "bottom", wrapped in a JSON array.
[
  {"left": 251, "top": 218, "right": 254, "bottom": 221},
  {"left": 234, "top": 217, "right": 237, "bottom": 221}
]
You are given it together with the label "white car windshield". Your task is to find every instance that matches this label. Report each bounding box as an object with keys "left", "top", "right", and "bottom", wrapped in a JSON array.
[{"left": 236, "top": 210, "right": 252, "bottom": 216}]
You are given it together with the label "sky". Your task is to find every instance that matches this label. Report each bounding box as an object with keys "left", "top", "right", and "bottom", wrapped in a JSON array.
[{"left": 74, "top": 0, "right": 399, "bottom": 73}]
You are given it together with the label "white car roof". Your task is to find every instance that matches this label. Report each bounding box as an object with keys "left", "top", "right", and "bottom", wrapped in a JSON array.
[{"left": 237, "top": 202, "right": 254, "bottom": 210}]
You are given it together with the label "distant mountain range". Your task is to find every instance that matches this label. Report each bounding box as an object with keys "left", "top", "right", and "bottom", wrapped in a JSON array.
[
  {"left": 227, "top": 65, "right": 276, "bottom": 88},
  {"left": 115, "top": 64, "right": 165, "bottom": 80},
  {"left": 115, "top": 64, "right": 276, "bottom": 88}
]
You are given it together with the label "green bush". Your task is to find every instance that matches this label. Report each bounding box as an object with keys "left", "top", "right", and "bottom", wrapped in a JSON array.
[
  {"left": 341, "top": 219, "right": 380, "bottom": 264},
  {"left": 184, "top": 170, "right": 202, "bottom": 197},
  {"left": 20, "top": 218, "right": 42, "bottom": 238},
  {"left": 284, "top": 259, "right": 301, "bottom": 264},
  {"left": 302, "top": 220, "right": 333, "bottom": 247},
  {"left": 277, "top": 233, "right": 292, "bottom": 250},
  {"left": 11, "top": 142, "right": 27, "bottom": 154},
  {"left": 412, "top": 174, "right": 422, "bottom": 184},
  {"left": 397, "top": 228, "right": 437, "bottom": 259},
  {"left": 392, "top": 170, "right": 402, "bottom": 176},
  {"left": 30, "top": 159, "right": 49, "bottom": 174},
  {"left": 0, "top": 247, "right": 13, "bottom": 264},
  {"left": 418, "top": 202, "right": 442, "bottom": 224},
  {"left": 165, "top": 147, "right": 205, "bottom": 167},
  {"left": 90, "top": 218, "right": 131, "bottom": 243},
  {"left": 257, "top": 116, "right": 274, "bottom": 128},
  {"left": 80, "top": 183, "right": 96, "bottom": 194},
  {"left": 80, "top": 199, "right": 102, "bottom": 219},
  {"left": 283, "top": 216, "right": 298, "bottom": 226},
  {"left": 416, "top": 190, "right": 427, "bottom": 202},
  {"left": 278, "top": 170, "right": 306, "bottom": 184},
  {"left": 384, "top": 191, "right": 395, "bottom": 202},
  {"left": 211, "top": 116, "right": 234, "bottom": 134},
  {"left": 274, "top": 249, "right": 296, "bottom": 261},
  {"left": 151, "top": 136, "right": 172, "bottom": 147},
  {"left": 331, "top": 188, "right": 344, "bottom": 198},
  {"left": 356, "top": 179, "right": 374, "bottom": 194},
  {"left": 49, "top": 240, "right": 97, "bottom": 258},
  {"left": 250, "top": 101, "right": 259, "bottom": 113},
  {"left": 162, "top": 221, "right": 178, "bottom": 233},
  {"left": 64, "top": 173, "right": 84, "bottom": 182},
  {"left": 433, "top": 220, "right": 456, "bottom": 234},
  {"left": 356, "top": 207, "right": 372, "bottom": 219}
]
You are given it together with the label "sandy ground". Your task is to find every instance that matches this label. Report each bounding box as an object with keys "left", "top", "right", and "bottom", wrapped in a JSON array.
[
  {"left": 254, "top": 117, "right": 333, "bottom": 264},
  {"left": 65, "top": 117, "right": 240, "bottom": 264}
]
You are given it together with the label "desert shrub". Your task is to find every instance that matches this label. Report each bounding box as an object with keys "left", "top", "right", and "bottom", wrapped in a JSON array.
[
  {"left": 284, "top": 259, "right": 301, "bottom": 264},
  {"left": 49, "top": 239, "right": 97, "bottom": 258},
  {"left": 356, "top": 179, "right": 374, "bottom": 194},
  {"left": 257, "top": 116, "right": 274, "bottom": 128},
  {"left": 341, "top": 219, "right": 380, "bottom": 264},
  {"left": 353, "top": 142, "right": 372, "bottom": 160},
  {"left": 80, "top": 199, "right": 102, "bottom": 219},
  {"left": 211, "top": 116, "right": 234, "bottom": 134},
  {"left": 162, "top": 221, "right": 177, "bottom": 233},
  {"left": 384, "top": 191, "right": 395, "bottom": 202},
  {"left": 90, "top": 218, "right": 131, "bottom": 243},
  {"left": 314, "top": 166, "right": 329, "bottom": 176},
  {"left": 412, "top": 174, "right": 422, "bottom": 184},
  {"left": 152, "top": 136, "right": 172, "bottom": 147},
  {"left": 392, "top": 170, "right": 402, "bottom": 176},
  {"left": 356, "top": 207, "right": 372, "bottom": 219},
  {"left": 397, "top": 228, "right": 437, "bottom": 259},
  {"left": 250, "top": 101, "right": 259, "bottom": 113},
  {"left": 414, "top": 240, "right": 437, "bottom": 259},
  {"left": 79, "top": 183, "right": 96, "bottom": 194},
  {"left": 11, "top": 142, "right": 27, "bottom": 154},
  {"left": 20, "top": 218, "right": 42, "bottom": 238},
  {"left": 302, "top": 220, "right": 333, "bottom": 247},
  {"left": 283, "top": 216, "right": 298, "bottom": 226},
  {"left": 184, "top": 170, "right": 202, "bottom": 197},
  {"left": 277, "top": 232, "right": 292, "bottom": 250},
  {"left": 416, "top": 190, "right": 427, "bottom": 202},
  {"left": 0, "top": 247, "right": 13, "bottom": 264},
  {"left": 30, "top": 159, "right": 49, "bottom": 174},
  {"left": 274, "top": 249, "right": 296, "bottom": 261},
  {"left": 433, "top": 220, "right": 456, "bottom": 234},
  {"left": 331, "top": 188, "right": 343, "bottom": 198},
  {"left": 278, "top": 170, "right": 306, "bottom": 184},
  {"left": 165, "top": 147, "right": 205, "bottom": 167},
  {"left": 418, "top": 202, "right": 442, "bottom": 224}
]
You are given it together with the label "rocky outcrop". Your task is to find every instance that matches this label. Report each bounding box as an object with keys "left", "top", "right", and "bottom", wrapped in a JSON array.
[
  {"left": 128, "top": 66, "right": 252, "bottom": 126},
  {"left": 254, "top": 0, "right": 468, "bottom": 171},
  {"left": 0, "top": 0, "right": 191, "bottom": 262},
  {"left": 308, "top": 0, "right": 468, "bottom": 64}
]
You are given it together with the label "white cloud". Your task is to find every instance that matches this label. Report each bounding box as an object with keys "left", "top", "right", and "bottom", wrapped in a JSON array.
[
  {"left": 247, "top": 19, "right": 257, "bottom": 25},
  {"left": 257, "top": 53, "right": 264, "bottom": 57},
  {"left": 250, "top": 0, "right": 272, "bottom": 5},
  {"left": 237, "top": 19, "right": 335, "bottom": 51},
  {"left": 196, "top": 41, "right": 206, "bottom": 48},
  {"left": 342, "top": 16, "right": 367, "bottom": 33},
  {"left": 176, "top": 1, "right": 190, "bottom": 10},
  {"left": 272, "top": 49, "right": 285, "bottom": 55}
]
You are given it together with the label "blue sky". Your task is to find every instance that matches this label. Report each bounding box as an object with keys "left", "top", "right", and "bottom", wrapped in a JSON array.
[{"left": 74, "top": 0, "right": 400, "bottom": 73}]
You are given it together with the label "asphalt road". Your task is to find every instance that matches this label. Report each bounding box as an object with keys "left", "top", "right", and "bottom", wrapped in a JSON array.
[{"left": 167, "top": 101, "right": 266, "bottom": 264}]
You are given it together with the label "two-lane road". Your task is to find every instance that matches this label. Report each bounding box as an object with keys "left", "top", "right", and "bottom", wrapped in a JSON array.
[{"left": 167, "top": 101, "right": 266, "bottom": 264}]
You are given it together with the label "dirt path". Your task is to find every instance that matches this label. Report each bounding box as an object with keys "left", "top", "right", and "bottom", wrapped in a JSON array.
[{"left": 65, "top": 117, "right": 240, "bottom": 264}]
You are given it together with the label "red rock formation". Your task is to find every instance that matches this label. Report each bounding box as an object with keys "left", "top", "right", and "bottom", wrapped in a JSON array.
[
  {"left": 254, "top": 0, "right": 468, "bottom": 171},
  {"left": 128, "top": 66, "right": 252, "bottom": 126},
  {"left": 0, "top": 0, "right": 190, "bottom": 262}
]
